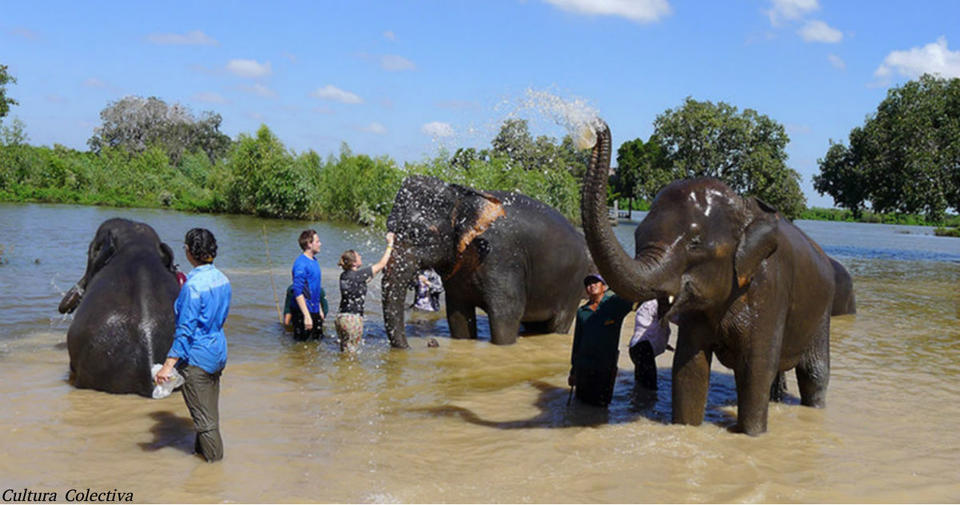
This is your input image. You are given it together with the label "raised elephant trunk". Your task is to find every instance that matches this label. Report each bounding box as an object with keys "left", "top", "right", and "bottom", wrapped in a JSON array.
[
  {"left": 580, "top": 119, "right": 660, "bottom": 303},
  {"left": 382, "top": 245, "right": 418, "bottom": 348}
]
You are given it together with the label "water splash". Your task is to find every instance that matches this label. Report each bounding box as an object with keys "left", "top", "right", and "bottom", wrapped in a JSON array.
[{"left": 515, "top": 88, "right": 602, "bottom": 149}]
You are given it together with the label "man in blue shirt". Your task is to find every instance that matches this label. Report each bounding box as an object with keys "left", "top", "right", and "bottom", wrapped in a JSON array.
[
  {"left": 156, "top": 228, "right": 231, "bottom": 462},
  {"left": 291, "top": 229, "right": 325, "bottom": 341}
]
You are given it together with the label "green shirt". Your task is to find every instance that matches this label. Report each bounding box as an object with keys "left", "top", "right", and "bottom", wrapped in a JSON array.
[{"left": 570, "top": 292, "right": 634, "bottom": 372}]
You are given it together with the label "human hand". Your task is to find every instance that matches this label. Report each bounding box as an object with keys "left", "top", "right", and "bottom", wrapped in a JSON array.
[
  {"left": 386, "top": 232, "right": 395, "bottom": 248},
  {"left": 156, "top": 364, "right": 174, "bottom": 384},
  {"left": 567, "top": 373, "right": 576, "bottom": 387},
  {"left": 304, "top": 313, "right": 313, "bottom": 330}
]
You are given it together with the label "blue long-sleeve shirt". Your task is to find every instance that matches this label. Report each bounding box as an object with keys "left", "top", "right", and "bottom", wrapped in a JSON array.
[
  {"left": 291, "top": 253, "right": 323, "bottom": 314},
  {"left": 168, "top": 264, "right": 231, "bottom": 374}
]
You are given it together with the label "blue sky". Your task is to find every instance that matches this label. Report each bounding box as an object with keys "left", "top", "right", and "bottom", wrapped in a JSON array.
[{"left": 3, "top": 0, "right": 960, "bottom": 207}]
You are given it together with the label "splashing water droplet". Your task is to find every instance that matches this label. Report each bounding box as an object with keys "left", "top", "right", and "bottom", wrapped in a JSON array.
[{"left": 517, "top": 88, "right": 601, "bottom": 148}]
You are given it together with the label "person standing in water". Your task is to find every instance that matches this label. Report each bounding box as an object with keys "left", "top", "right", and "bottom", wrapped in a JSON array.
[
  {"left": 156, "top": 228, "right": 231, "bottom": 462},
  {"left": 335, "top": 232, "right": 395, "bottom": 352},
  {"left": 291, "top": 229, "right": 325, "bottom": 341}
]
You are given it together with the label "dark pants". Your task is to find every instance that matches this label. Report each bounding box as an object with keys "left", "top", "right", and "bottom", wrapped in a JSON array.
[
  {"left": 292, "top": 310, "right": 324, "bottom": 341},
  {"left": 181, "top": 365, "right": 223, "bottom": 462},
  {"left": 629, "top": 340, "right": 658, "bottom": 390},
  {"left": 574, "top": 364, "right": 618, "bottom": 407}
]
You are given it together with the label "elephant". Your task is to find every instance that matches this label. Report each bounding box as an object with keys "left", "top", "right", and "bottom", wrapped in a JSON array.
[
  {"left": 58, "top": 218, "right": 180, "bottom": 397},
  {"left": 580, "top": 119, "right": 855, "bottom": 435},
  {"left": 382, "top": 175, "right": 594, "bottom": 348}
]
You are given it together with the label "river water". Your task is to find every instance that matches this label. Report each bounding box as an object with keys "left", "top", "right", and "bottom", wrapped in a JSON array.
[{"left": 0, "top": 202, "right": 958, "bottom": 503}]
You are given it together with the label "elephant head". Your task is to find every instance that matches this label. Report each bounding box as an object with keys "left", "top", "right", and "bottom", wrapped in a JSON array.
[
  {"left": 382, "top": 175, "right": 506, "bottom": 348},
  {"left": 58, "top": 218, "right": 177, "bottom": 314},
  {"left": 580, "top": 120, "right": 779, "bottom": 321}
]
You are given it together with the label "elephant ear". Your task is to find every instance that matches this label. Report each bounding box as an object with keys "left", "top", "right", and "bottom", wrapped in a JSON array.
[
  {"left": 159, "top": 242, "right": 176, "bottom": 274},
  {"left": 88, "top": 228, "right": 117, "bottom": 278},
  {"left": 451, "top": 185, "right": 506, "bottom": 255},
  {"left": 734, "top": 198, "right": 779, "bottom": 288}
]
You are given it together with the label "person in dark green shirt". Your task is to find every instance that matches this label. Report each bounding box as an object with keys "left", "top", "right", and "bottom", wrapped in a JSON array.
[{"left": 568, "top": 273, "right": 635, "bottom": 407}]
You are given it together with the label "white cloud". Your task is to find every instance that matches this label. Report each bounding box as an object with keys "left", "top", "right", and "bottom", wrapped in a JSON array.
[
  {"left": 226, "top": 59, "right": 272, "bottom": 78},
  {"left": 543, "top": 0, "right": 671, "bottom": 23},
  {"left": 383, "top": 30, "right": 396, "bottom": 41},
  {"left": 243, "top": 83, "right": 276, "bottom": 98},
  {"left": 362, "top": 122, "right": 387, "bottom": 134},
  {"left": 311, "top": 85, "right": 363, "bottom": 104},
  {"left": 380, "top": 55, "right": 416, "bottom": 71},
  {"left": 767, "top": 0, "right": 818, "bottom": 25},
  {"left": 798, "top": 20, "right": 842, "bottom": 43},
  {"left": 828, "top": 54, "right": 846, "bottom": 70},
  {"left": 83, "top": 78, "right": 107, "bottom": 88},
  {"left": 9, "top": 27, "right": 40, "bottom": 40},
  {"left": 193, "top": 92, "right": 228, "bottom": 104},
  {"left": 875, "top": 36, "right": 960, "bottom": 80},
  {"left": 147, "top": 30, "right": 218, "bottom": 46},
  {"left": 422, "top": 121, "right": 454, "bottom": 138}
]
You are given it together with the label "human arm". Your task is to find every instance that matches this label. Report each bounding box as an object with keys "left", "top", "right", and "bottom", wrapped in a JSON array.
[
  {"left": 292, "top": 261, "right": 313, "bottom": 329},
  {"left": 370, "top": 232, "right": 396, "bottom": 275},
  {"left": 158, "top": 286, "right": 198, "bottom": 383},
  {"left": 155, "top": 356, "right": 180, "bottom": 384}
]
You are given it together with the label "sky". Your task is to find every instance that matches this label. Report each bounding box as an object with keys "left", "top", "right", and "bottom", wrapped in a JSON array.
[{"left": 3, "top": 0, "right": 960, "bottom": 208}]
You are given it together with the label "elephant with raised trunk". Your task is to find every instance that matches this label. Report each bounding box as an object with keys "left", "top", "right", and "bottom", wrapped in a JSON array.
[
  {"left": 382, "top": 176, "right": 594, "bottom": 348},
  {"left": 58, "top": 218, "right": 180, "bottom": 396},
  {"left": 580, "top": 119, "right": 855, "bottom": 435}
]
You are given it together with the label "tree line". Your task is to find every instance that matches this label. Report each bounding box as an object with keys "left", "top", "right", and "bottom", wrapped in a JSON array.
[{"left": 1, "top": 63, "right": 958, "bottom": 227}]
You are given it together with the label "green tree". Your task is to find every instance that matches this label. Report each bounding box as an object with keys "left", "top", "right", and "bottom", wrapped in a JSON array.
[
  {"left": 88, "top": 96, "right": 232, "bottom": 164},
  {"left": 0, "top": 64, "right": 17, "bottom": 121},
  {"left": 652, "top": 97, "right": 807, "bottom": 219},
  {"left": 615, "top": 136, "right": 669, "bottom": 209},
  {"left": 815, "top": 74, "right": 960, "bottom": 221},
  {"left": 224, "top": 125, "right": 311, "bottom": 218}
]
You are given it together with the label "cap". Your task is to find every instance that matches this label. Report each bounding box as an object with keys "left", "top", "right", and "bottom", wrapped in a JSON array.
[{"left": 583, "top": 273, "right": 605, "bottom": 286}]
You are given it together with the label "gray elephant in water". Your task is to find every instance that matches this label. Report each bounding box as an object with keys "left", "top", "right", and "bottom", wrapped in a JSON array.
[
  {"left": 580, "top": 119, "right": 855, "bottom": 435},
  {"left": 58, "top": 218, "right": 179, "bottom": 396},
  {"left": 382, "top": 176, "right": 594, "bottom": 348}
]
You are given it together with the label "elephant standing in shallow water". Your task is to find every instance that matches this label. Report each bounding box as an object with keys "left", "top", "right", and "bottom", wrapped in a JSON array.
[
  {"left": 58, "top": 218, "right": 179, "bottom": 396},
  {"left": 382, "top": 176, "right": 594, "bottom": 348},
  {"left": 580, "top": 119, "right": 855, "bottom": 435}
]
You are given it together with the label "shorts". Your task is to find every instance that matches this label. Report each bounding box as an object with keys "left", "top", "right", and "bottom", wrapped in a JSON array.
[{"left": 335, "top": 313, "right": 364, "bottom": 353}]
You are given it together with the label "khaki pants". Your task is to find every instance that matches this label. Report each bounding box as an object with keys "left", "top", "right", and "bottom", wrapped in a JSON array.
[{"left": 181, "top": 365, "right": 223, "bottom": 462}]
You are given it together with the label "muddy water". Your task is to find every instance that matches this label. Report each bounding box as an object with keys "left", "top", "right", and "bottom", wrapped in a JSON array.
[{"left": 1, "top": 202, "right": 959, "bottom": 503}]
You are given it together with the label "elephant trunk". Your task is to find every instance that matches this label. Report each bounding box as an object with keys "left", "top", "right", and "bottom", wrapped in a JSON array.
[
  {"left": 58, "top": 281, "right": 85, "bottom": 314},
  {"left": 580, "top": 119, "right": 660, "bottom": 303},
  {"left": 381, "top": 245, "right": 417, "bottom": 349}
]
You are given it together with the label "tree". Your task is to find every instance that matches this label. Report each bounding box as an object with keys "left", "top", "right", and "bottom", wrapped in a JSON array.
[
  {"left": 615, "top": 136, "right": 669, "bottom": 209},
  {"left": 0, "top": 64, "right": 16, "bottom": 121},
  {"left": 490, "top": 118, "right": 591, "bottom": 177},
  {"left": 88, "top": 96, "right": 232, "bottom": 164},
  {"left": 815, "top": 74, "right": 960, "bottom": 221},
  {"left": 652, "top": 97, "right": 807, "bottom": 219}
]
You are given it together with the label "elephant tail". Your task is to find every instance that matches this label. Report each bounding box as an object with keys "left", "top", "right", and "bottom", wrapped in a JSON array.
[{"left": 830, "top": 257, "right": 856, "bottom": 316}]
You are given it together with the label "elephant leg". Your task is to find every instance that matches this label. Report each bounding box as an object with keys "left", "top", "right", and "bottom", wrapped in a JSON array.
[
  {"left": 446, "top": 296, "right": 478, "bottom": 340},
  {"left": 734, "top": 362, "right": 779, "bottom": 436},
  {"left": 769, "top": 371, "right": 788, "bottom": 402},
  {"left": 486, "top": 306, "right": 523, "bottom": 345},
  {"left": 485, "top": 281, "right": 525, "bottom": 345},
  {"left": 796, "top": 316, "right": 830, "bottom": 408},
  {"left": 546, "top": 307, "right": 577, "bottom": 334},
  {"left": 671, "top": 322, "right": 713, "bottom": 425}
]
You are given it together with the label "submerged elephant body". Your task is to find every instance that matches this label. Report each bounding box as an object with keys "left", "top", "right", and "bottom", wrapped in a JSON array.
[
  {"left": 58, "top": 218, "right": 179, "bottom": 396},
  {"left": 383, "top": 176, "right": 594, "bottom": 348},
  {"left": 580, "top": 119, "right": 855, "bottom": 435}
]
